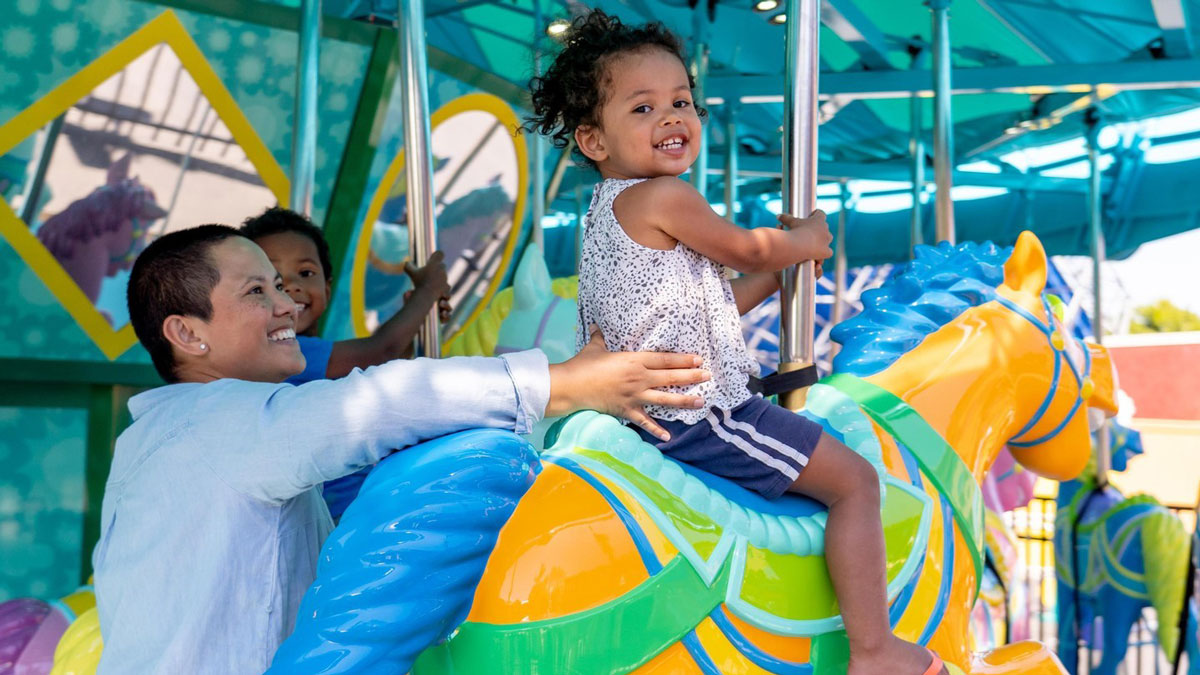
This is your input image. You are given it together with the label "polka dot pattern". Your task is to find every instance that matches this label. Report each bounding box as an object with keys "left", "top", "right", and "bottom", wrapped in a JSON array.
[{"left": 576, "top": 178, "right": 759, "bottom": 424}]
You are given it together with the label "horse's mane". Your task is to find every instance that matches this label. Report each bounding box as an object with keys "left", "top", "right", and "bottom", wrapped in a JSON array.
[
  {"left": 36, "top": 180, "right": 154, "bottom": 259},
  {"left": 831, "top": 240, "right": 1011, "bottom": 377}
]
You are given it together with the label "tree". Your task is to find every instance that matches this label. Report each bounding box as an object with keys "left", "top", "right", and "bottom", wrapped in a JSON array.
[{"left": 1128, "top": 300, "right": 1200, "bottom": 333}]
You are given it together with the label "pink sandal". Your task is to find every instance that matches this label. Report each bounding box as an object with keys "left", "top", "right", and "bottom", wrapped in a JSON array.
[{"left": 920, "top": 648, "right": 947, "bottom": 675}]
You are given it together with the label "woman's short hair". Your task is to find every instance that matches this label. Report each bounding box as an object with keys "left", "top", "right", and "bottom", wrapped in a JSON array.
[{"left": 127, "top": 225, "right": 246, "bottom": 382}]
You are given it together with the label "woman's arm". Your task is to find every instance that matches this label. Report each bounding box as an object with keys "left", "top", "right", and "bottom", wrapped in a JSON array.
[
  {"left": 198, "top": 332, "right": 709, "bottom": 502},
  {"left": 615, "top": 177, "right": 832, "bottom": 274}
]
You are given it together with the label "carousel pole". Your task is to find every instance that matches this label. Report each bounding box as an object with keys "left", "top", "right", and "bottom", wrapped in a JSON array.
[
  {"left": 723, "top": 104, "right": 739, "bottom": 222},
  {"left": 1085, "top": 108, "right": 1110, "bottom": 487},
  {"left": 929, "top": 0, "right": 955, "bottom": 244},
  {"left": 909, "top": 51, "right": 925, "bottom": 253},
  {"left": 690, "top": 7, "right": 710, "bottom": 196},
  {"left": 398, "top": 0, "right": 440, "bottom": 357},
  {"left": 833, "top": 180, "right": 849, "bottom": 325},
  {"left": 778, "top": 0, "right": 820, "bottom": 410},
  {"left": 290, "top": 0, "right": 321, "bottom": 215},
  {"left": 530, "top": 0, "right": 546, "bottom": 250}
]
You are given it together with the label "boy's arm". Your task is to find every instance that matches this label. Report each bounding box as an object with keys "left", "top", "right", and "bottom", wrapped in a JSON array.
[
  {"left": 324, "top": 253, "right": 449, "bottom": 378},
  {"left": 615, "top": 177, "right": 832, "bottom": 274},
  {"left": 198, "top": 333, "right": 708, "bottom": 503}
]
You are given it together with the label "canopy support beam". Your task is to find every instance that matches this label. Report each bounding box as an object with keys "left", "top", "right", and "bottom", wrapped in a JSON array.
[
  {"left": 1085, "top": 108, "right": 1109, "bottom": 487},
  {"left": 778, "top": 0, "right": 820, "bottom": 410},
  {"left": 290, "top": 0, "right": 321, "bottom": 215},
  {"left": 930, "top": 0, "right": 955, "bottom": 244}
]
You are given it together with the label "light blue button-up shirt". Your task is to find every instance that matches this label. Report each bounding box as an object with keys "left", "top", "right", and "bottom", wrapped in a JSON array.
[{"left": 92, "top": 351, "right": 548, "bottom": 674}]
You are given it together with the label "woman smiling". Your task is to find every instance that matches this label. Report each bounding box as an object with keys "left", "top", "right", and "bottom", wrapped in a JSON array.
[{"left": 91, "top": 225, "right": 709, "bottom": 673}]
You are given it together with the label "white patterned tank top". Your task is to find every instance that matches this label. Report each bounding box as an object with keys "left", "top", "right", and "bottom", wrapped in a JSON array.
[{"left": 576, "top": 177, "right": 760, "bottom": 424}]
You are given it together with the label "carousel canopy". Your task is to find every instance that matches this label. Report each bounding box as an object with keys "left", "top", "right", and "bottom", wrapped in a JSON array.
[{"left": 314, "top": 0, "right": 1200, "bottom": 265}]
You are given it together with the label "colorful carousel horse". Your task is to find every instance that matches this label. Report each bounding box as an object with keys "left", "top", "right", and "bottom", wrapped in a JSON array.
[
  {"left": 1187, "top": 515, "right": 1199, "bottom": 674},
  {"left": 0, "top": 585, "right": 93, "bottom": 674},
  {"left": 972, "top": 448, "right": 1039, "bottom": 651},
  {"left": 1053, "top": 423, "right": 1190, "bottom": 675},
  {"left": 269, "top": 231, "right": 1118, "bottom": 674}
]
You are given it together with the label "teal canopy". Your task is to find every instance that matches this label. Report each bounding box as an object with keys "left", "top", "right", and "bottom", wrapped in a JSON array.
[{"left": 319, "top": 0, "right": 1200, "bottom": 263}]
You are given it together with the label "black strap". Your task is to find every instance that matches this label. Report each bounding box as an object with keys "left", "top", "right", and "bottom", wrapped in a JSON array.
[{"left": 747, "top": 365, "right": 819, "bottom": 398}]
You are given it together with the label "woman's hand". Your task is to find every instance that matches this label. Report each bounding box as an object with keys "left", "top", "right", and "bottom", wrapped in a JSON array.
[{"left": 547, "top": 327, "right": 710, "bottom": 441}]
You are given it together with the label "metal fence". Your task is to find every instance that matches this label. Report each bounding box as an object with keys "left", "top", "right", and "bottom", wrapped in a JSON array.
[{"left": 1005, "top": 496, "right": 1196, "bottom": 675}]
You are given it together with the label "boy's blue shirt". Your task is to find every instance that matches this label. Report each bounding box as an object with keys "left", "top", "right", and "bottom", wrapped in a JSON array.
[
  {"left": 286, "top": 335, "right": 334, "bottom": 385},
  {"left": 92, "top": 351, "right": 548, "bottom": 674}
]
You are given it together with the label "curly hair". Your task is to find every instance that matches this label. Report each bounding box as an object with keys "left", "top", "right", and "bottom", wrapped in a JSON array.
[{"left": 525, "top": 10, "right": 705, "bottom": 167}]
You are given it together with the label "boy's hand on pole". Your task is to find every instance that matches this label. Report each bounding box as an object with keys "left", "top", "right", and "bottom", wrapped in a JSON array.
[
  {"left": 403, "top": 250, "right": 451, "bottom": 300},
  {"left": 547, "top": 326, "right": 710, "bottom": 441}
]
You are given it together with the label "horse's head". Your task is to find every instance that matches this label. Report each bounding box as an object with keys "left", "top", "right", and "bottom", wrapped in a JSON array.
[
  {"left": 1000, "top": 232, "right": 1116, "bottom": 480},
  {"left": 831, "top": 231, "right": 1116, "bottom": 483},
  {"left": 494, "top": 246, "right": 577, "bottom": 363}
]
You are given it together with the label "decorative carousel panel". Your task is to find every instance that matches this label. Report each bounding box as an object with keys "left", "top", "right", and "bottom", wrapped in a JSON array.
[
  {"left": 350, "top": 93, "right": 527, "bottom": 343},
  {"left": 0, "top": 11, "right": 288, "bottom": 359}
]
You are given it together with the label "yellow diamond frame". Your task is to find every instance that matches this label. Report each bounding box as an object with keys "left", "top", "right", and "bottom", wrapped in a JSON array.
[{"left": 0, "top": 10, "right": 290, "bottom": 360}]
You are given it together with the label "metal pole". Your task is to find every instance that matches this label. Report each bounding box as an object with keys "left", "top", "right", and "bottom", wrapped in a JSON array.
[
  {"left": 909, "top": 54, "right": 925, "bottom": 252},
  {"left": 723, "top": 104, "right": 739, "bottom": 222},
  {"left": 544, "top": 142, "right": 574, "bottom": 206},
  {"left": 833, "top": 180, "right": 849, "bottom": 325},
  {"left": 1085, "top": 108, "right": 1109, "bottom": 487},
  {"left": 690, "top": 9, "right": 709, "bottom": 196},
  {"left": 779, "top": 0, "right": 820, "bottom": 410},
  {"left": 929, "top": 0, "right": 955, "bottom": 244},
  {"left": 19, "top": 114, "right": 65, "bottom": 225},
  {"left": 290, "top": 0, "right": 321, "bottom": 216},
  {"left": 530, "top": 0, "right": 546, "bottom": 250},
  {"left": 399, "top": 0, "right": 440, "bottom": 357}
]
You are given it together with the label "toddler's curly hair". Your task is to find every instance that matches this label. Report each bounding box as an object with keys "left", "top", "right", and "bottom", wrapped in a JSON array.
[{"left": 525, "top": 10, "right": 706, "bottom": 167}]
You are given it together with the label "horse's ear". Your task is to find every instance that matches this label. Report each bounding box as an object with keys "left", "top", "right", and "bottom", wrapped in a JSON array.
[
  {"left": 107, "top": 154, "right": 132, "bottom": 185},
  {"left": 1003, "top": 231, "right": 1048, "bottom": 296},
  {"left": 512, "top": 244, "right": 552, "bottom": 310}
]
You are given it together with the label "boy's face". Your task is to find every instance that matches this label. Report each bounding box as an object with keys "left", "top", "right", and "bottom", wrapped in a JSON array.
[
  {"left": 576, "top": 48, "right": 702, "bottom": 181},
  {"left": 186, "top": 238, "right": 305, "bottom": 382},
  {"left": 255, "top": 231, "right": 330, "bottom": 336}
]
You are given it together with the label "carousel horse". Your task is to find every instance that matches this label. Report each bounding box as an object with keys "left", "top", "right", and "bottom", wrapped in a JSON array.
[
  {"left": 34, "top": 154, "right": 166, "bottom": 306},
  {"left": 1053, "top": 423, "right": 1190, "bottom": 675},
  {"left": 1187, "top": 515, "right": 1199, "bottom": 674},
  {"left": 972, "top": 447, "right": 1039, "bottom": 649},
  {"left": 269, "top": 231, "right": 1118, "bottom": 674},
  {"left": 0, "top": 585, "right": 93, "bottom": 675}
]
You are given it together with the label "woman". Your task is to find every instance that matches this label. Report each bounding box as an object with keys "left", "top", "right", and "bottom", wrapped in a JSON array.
[{"left": 92, "top": 224, "right": 709, "bottom": 673}]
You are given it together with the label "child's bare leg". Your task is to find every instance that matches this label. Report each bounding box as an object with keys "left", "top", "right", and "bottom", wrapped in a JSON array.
[{"left": 789, "top": 433, "right": 947, "bottom": 675}]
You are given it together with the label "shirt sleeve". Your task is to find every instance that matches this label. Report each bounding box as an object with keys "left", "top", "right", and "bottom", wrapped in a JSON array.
[
  {"left": 192, "top": 350, "right": 550, "bottom": 503},
  {"left": 285, "top": 336, "right": 335, "bottom": 385}
]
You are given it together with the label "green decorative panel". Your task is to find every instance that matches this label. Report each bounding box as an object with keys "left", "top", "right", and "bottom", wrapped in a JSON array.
[{"left": 0, "top": 406, "right": 87, "bottom": 602}]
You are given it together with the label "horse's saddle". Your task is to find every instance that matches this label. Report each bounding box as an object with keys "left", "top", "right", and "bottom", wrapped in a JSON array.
[{"left": 542, "top": 383, "right": 934, "bottom": 637}]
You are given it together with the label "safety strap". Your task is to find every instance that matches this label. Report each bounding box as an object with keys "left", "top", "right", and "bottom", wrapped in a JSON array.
[{"left": 748, "top": 364, "right": 820, "bottom": 398}]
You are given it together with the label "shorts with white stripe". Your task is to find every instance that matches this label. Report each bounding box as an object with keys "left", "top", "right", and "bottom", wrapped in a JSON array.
[{"left": 632, "top": 394, "right": 823, "bottom": 500}]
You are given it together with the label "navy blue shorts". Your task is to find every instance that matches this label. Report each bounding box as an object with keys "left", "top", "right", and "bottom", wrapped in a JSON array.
[{"left": 633, "top": 395, "right": 824, "bottom": 500}]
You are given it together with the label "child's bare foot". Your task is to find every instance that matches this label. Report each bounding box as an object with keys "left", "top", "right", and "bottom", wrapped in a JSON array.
[{"left": 847, "top": 636, "right": 948, "bottom": 675}]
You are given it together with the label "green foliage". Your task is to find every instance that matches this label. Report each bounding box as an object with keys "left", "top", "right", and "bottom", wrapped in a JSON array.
[{"left": 1128, "top": 300, "right": 1200, "bottom": 333}]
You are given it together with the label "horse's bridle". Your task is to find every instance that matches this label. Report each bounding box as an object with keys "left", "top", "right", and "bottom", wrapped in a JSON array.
[{"left": 994, "top": 293, "right": 1094, "bottom": 449}]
